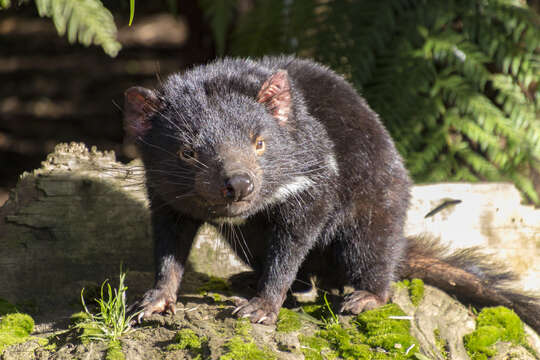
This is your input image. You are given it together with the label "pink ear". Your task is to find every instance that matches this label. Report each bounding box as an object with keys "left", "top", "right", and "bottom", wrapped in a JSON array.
[
  {"left": 257, "top": 70, "right": 291, "bottom": 124},
  {"left": 124, "top": 86, "right": 162, "bottom": 138}
]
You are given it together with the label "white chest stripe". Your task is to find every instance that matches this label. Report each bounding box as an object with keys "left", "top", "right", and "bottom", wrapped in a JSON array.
[
  {"left": 326, "top": 154, "right": 339, "bottom": 175},
  {"left": 270, "top": 176, "right": 314, "bottom": 204}
]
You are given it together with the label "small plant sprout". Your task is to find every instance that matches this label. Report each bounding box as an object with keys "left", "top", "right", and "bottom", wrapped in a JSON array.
[
  {"left": 323, "top": 292, "right": 339, "bottom": 325},
  {"left": 78, "top": 269, "right": 139, "bottom": 342}
]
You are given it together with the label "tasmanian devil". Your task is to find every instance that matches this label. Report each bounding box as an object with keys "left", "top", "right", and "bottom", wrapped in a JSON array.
[{"left": 123, "top": 56, "right": 540, "bottom": 332}]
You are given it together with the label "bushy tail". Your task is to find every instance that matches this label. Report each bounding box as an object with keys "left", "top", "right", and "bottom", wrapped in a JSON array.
[{"left": 401, "top": 236, "right": 540, "bottom": 333}]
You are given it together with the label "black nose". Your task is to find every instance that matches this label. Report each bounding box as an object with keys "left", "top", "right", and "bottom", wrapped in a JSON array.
[{"left": 222, "top": 173, "right": 254, "bottom": 201}]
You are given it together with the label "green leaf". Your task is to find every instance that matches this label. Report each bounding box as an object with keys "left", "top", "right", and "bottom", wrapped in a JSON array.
[
  {"left": 0, "top": 0, "right": 11, "bottom": 9},
  {"left": 129, "top": 0, "right": 134, "bottom": 26},
  {"left": 35, "top": 0, "right": 121, "bottom": 57}
]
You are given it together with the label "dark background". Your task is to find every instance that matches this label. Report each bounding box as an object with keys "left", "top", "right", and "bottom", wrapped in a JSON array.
[{"left": 0, "top": 1, "right": 217, "bottom": 205}]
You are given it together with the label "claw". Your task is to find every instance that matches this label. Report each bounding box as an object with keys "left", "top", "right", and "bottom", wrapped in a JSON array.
[
  {"left": 166, "top": 302, "right": 177, "bottom": 315},
  {"left": 231, "top": 296, "right": 279, "bottom": 325},
  {"left": 231, "top": 296, "right": 248, "bottom": 308},
  {"left": 137, "top": 311, "right": 145, "bottom": 324},
  {"left": 128, "top": 287, "right": 177, "bottom": 325},
  {"left": 340, "top": 290, "right": 386, "bottom": 314},
  {"left": 232, "top": 306, "right": 242, "bottom": 315}
]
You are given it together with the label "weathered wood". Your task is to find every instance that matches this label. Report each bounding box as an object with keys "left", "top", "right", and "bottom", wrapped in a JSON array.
[
  {"left": 0, "top": 143, "right": 153, "bottom": 309},
  {"left": 406, "top": 183, "right": 540, "bottom": 292}
]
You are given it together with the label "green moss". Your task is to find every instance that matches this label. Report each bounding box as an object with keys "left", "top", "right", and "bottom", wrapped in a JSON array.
[
  {"left": 167, "top": 328, "right": 204, "bottom": 352},
  {"left": 70, "top": 311, "right": 91, "bottom": 324},
  {"left": 319, "top": 323, "right": 372, "bottom": 359},
  {"left": 299, "top": 302, "right": 420, "bottom": 360},
  {"left": 299, "top": 334, "right": 336, "bottom": 360},
  {"left": 299, "top": 335, "right": 330, "bottom": 352},
  {"left": 106, "top": 339, "right": 125, "bottom": 360},
  {"left": 356, "top": 304, "right": 418, "bottom": 358},
  {"left": 399, "top": 279, "right": 425, "bottom": 306},
  {"left": 302, "top": 303, "right": 325, "bottom": 318},
  {"left": 408, "top": 279, "right": 424, "bottom": 306},
  {"left": 36, "top": 337, "right": 49, "bottom": 347},
  {"left": 234, "top": 318, "right": 252, "bottom": 338},
  {"left": 464, "top": 306, "right": 527, "bottom": 360},
  {"left": 464, "top": 326, "right": 501, "bottom": 359},
  {"left": 72, "top": 314, "right": 102, "bottom": 344},
  {"left": 0, "top": 298, "right": 17, "bottom": 316},
  {"left": 475, "top": 307, "right": 525, "bottom": 343},
  {"left": 301, "top": 301, "right": 336, "bottom": 322},
  {"left": 276, "top": 308, "right": 302, "bottom": 333},
  {"left": 433, "top": 328, "right": 448, "bottom": 359},
  {"left": 71, "top": 311, "right": 103, "bottom": 344},
  {"left": 219, "top": 315, "right": 276, "bottom": 360},
  {"left": 220, "top": 336, "right": 276, "bottom": 360},
  {"left": 41, "top": 338, "right": 57, "bottom": 351},
  {"left": 300, "top": 317, "right": 415, "bottom": 360},
  {"left": 198, "top": 276, "right": 231, "bottom": 294},
  {"left": 0, "top": 313, "right": 35, "bottom": 353},
  {"left": 411, "top": 354, "right": 433, "bottom": 360}
]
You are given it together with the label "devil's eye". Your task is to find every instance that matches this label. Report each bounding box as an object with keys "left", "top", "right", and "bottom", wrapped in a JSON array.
[
  {"left": 254, "top": 136, "right": 265, "bottom": 155},
  {"left": 178, "top": 146, "right": 196, "bottom": 161}
]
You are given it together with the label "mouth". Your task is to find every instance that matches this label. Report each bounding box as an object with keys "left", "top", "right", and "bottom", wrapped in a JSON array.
[{"left": 210, "top": 201, "right": 252, "bottom": 217}]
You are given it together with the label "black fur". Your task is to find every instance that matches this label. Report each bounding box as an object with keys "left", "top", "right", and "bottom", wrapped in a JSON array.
[{"left": 124, "top": 56, "right": 539, "bottom": 331}]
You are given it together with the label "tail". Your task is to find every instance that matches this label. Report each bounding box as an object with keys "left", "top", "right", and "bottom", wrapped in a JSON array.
[{"left": 401, "top": 236, "right": 540, "bottom": 334}]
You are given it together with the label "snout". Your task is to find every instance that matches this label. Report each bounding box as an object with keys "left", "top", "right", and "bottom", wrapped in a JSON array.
[{"left": 221, "top": 173, "right": 254, "bottom": 202}]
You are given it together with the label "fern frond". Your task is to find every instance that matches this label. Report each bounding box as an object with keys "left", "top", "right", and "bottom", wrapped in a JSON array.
[
  {"left": 509, "top": 172, "right": 539, "bottom": 203},
  {"left": 458, "top": 148, "right": 500, "bottom": 180},
  {"left": 231, "top": 0, "right": 540, "bottom": 203},
  {"left": 232, "top": 0, "right": 287, "bottom": 57},
  {"left": 199, "top": 0, "right": 237, "bottom": 56},
  {"left": 35, "top": 0, "right": 121, "bottom": 57}
]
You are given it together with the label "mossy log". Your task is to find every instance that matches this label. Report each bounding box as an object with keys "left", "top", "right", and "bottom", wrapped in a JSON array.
[
  {"left": 2, "top": 284, "right": 539, "bottom": 360},
  {"left": 1, "top": 142, "right": 539, "bottom": 359}
]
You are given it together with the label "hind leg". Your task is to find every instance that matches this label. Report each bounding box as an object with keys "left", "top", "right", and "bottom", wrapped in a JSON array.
[{"left": 334, "top": 225, "right": 406, "bottom": 314}]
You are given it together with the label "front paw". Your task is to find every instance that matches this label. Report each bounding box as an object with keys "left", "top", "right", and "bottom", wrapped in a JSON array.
[
  {"left": 339, "top": 290, "right": 386, "bottom": 314},
  {"left": 232, "top": 296, "right": 279, "bottom": 325},
  {"left": 129, "top": 288, "right": 177, "bottom": 324}
]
